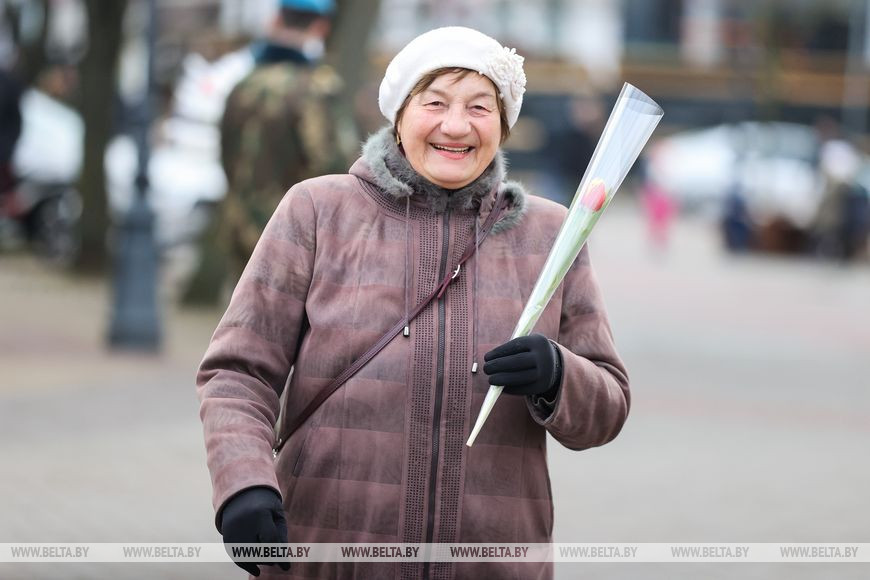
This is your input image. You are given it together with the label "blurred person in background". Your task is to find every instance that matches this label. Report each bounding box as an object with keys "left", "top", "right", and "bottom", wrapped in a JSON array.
[
  {"left": 183, "top": 0, "right": 356, "bottom": 305},
  {"left": 721, "top": 183, "right": 753, "bottom": 252},
  {"left": 636, "top": 158, "right": 675, "bottom": 256},
  {"left": 812, "top": 139, "right": 869, "bottom": 261},
  {"left": 0, "top": 65, "right": 21, "bottom": 201},
  {"left": 546, "top": 92, "right": 603, "bottom": 206},
  {"left": 197, "top": 26, "right": 629, "bottom": 579},
  {"left": 721, "top": 150, "right": 754, "bottom": 253}
]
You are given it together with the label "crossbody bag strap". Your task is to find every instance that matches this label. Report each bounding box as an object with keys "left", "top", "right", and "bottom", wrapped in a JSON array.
[{"left": 274, "top": 194, "right": 508, "bottom": 453}]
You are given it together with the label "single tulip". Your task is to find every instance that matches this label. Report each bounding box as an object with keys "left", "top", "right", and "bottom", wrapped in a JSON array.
[{"left": 581, "top": 179, "right": 607, "bottom": 211}]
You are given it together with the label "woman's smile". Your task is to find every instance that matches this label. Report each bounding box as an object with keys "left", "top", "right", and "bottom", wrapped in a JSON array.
[{"left": 430, "top": 141, "right": 475, "bottom": 161}]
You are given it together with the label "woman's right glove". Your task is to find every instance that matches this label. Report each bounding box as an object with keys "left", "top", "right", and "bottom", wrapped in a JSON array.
[
  {"left": 483, "top": 333, "right": 562, "bottom": 400},
  {"left": 220, "top": 486, "right": 290, "bottom": 577}
]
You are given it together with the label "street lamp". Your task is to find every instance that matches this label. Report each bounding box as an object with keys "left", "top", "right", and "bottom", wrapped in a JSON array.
[{"left": 107, "top": 0, "right": 160, "bottom": 351}]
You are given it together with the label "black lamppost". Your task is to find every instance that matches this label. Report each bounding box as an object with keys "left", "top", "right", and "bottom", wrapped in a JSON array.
[{"left": 107, "top": 0, "right": 160, "bottom": 351}]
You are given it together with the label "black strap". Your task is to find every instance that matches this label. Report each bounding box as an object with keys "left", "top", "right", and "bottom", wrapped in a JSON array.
[{"left": 274, "top": 195, "right": 508, "bottom": 453}]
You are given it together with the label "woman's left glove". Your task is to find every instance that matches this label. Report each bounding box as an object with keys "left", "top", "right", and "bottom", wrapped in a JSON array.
[{"left": 483, "top": 333, "right": 562, "bottom": 399}]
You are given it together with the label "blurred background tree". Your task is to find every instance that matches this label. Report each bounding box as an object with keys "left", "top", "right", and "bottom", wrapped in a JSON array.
[
  {"left": 76, "top": 0, "right": 127, "bottom": 273},
  {"left": 328, "top": 0, "right": 381, "bottom": 114}
]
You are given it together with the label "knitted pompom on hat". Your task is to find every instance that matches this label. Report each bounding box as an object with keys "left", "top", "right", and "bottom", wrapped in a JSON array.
[{"left": 378, "top": 26, "right": 527, "bottom": 128}]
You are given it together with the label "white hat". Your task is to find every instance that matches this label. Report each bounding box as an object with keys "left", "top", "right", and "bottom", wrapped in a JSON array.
[{"left": 378, "top": 26, "right": 527, "bottom": 129}]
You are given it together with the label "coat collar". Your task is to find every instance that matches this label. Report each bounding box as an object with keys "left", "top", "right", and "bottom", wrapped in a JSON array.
[
  {"left": 350, "top": 126, "right": 527, "bottom": 233},
  {"left": 251, "top": 41, "right": 312, "bottom": 66}
]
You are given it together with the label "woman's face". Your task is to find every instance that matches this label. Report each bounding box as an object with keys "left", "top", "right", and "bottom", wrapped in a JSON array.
[{"left": 396, "top": 71, "right": 502, "bottom": 190}]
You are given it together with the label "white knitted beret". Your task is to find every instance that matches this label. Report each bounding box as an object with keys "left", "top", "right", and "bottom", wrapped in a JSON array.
[{"left": 378, "top": 26, "right": 527, "bottom": 128}]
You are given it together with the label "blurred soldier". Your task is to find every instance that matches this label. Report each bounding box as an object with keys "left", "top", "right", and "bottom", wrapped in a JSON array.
[{"left": 184, "top": 0, "right": 357, "bottom": 304}]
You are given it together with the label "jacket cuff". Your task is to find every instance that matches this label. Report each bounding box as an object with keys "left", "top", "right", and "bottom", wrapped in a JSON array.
[
  {"left": 211, "top": 457, "right": 282, "bottom": 532},
  {"left": 526, "top": 340, "right": 564, "bottom": 420},
  {"left": 215, "top": 485, "right": 283, "bottom": 534}
]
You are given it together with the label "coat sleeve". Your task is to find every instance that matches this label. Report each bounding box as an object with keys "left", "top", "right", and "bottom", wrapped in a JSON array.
[
  {"left": 525, "top": 244, "right": 630, "bottom": 450},
  {"left": 196, "top": 183, "right": 316, "bottom": 526}
]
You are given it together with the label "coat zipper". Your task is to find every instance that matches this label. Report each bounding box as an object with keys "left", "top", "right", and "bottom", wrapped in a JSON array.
[{"left": 423, "top": 210, "right": 451, "bottom": 579}]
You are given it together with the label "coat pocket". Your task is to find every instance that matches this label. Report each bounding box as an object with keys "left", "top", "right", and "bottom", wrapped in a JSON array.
[{"left": 291, "top": 421, "right": 317, "bottom": 477}]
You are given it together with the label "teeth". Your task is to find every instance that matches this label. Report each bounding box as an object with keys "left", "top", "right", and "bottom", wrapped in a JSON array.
[{"left": 433, "top": 144, "right": 471, "bottom": 153}]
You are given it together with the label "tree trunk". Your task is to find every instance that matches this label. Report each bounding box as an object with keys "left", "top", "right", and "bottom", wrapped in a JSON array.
[
  {"left": 328, "top": 0, "right": 382, "bottom": 108},
  {"left": 74, "top": 0, "right": 128, "bottom": 274}
]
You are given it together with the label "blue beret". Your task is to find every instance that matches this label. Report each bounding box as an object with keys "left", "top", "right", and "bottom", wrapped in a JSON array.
[{"left": 279, "top": 0, "right": 335, "bottom": 14}]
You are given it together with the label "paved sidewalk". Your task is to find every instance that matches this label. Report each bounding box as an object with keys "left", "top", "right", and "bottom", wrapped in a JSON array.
[
  {"left": 0, "top": 254, "right": 236, "bottom": 579},
  {"left": 1, "top": 203, "right": 869, "bottom": 579}
]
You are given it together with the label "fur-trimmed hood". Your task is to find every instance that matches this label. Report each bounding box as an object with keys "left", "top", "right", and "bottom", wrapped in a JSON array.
[{"left": 350, "top": 126, "right": 527, "bottom": 233}]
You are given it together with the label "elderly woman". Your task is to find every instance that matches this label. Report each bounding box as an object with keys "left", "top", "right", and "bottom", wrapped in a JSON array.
[{"left": 197, "top": 26, "right": 630, "bottom": 579}]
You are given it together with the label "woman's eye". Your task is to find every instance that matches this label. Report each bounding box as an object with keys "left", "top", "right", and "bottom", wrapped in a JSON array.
[{"left": 425, "top": 101, "right": 445, "bottom": 107}]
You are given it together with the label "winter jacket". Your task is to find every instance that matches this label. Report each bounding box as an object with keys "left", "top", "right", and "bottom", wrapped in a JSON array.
[{"left": 196, "top": 127, "right": 630, "bottom": 579}]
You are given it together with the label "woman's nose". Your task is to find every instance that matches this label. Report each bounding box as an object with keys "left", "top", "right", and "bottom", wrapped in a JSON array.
[{"left": 440, "top": 105, "right": 471, "bottom": 136}]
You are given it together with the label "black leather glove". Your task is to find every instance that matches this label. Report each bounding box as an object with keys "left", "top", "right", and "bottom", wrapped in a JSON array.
[
  {"left": 220, "top": 487, "right": 290, "bottom": 577},
  {"left": 483, "top": 333, "right": 562, "bottom": 399}
]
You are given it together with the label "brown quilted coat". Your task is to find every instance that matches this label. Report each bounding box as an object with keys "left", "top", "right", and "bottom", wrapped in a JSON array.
[{"left": 196, "top": 128, "right": 630, "bottom": 579}]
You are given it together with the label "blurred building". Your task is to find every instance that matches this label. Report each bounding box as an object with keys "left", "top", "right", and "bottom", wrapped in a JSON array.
[
  {"left": 7, "top": 0, "right": 868, "bottom": 120},
  {"left": 372, "top": 0, "right": 870, "bottom": 133},
  {"left": 14, "top": 0, "right": 866, "bottom": 131},
  {"left": 622, "top": 0, "right": 870, "bottom": 132}
]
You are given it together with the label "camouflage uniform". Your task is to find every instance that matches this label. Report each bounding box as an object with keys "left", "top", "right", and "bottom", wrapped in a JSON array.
[{"left": 218, "top": 46, "right": 357, "bottom": 282}]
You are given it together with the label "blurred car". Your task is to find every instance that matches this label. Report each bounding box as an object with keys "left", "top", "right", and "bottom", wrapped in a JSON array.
[
  {"left": 645, "top": 121, "right": 870, "bottom": 232},
  {"left": 7, "top": 47, "right": 254, "bottom": 263}
]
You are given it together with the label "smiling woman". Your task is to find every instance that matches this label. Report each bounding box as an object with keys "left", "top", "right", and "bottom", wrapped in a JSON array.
[{"left": 197, "top": 25, "right": 630, "bottom": 580}]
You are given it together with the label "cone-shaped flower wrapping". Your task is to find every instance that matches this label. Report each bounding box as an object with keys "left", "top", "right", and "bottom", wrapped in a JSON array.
[{"left": 467, "top": 83, "right": 663, "bottom": 446}]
